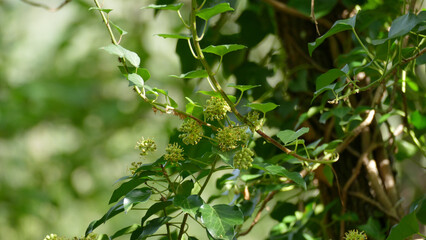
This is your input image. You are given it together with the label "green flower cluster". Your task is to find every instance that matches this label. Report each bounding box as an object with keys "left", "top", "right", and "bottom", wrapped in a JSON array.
[
  {"left": 247, "top": 111, "right": 263, "bottom": 131},
  {"left": 43, "top": 233, "right": 97, "bottom": 240},
  {"left": 165, "top": 143, "right": 184, "bottom": 165},
  {"left": 233, "top": 147, "right": 254, "bottom": 170},
  {"left": 135, "top": 137, "right": 157, "bottom": 156},
  {"left": 130, "top": 161, "right": 143, "bottom": 175},
  {"left": 204, "top": 96, "right": 231, "bottom": 121},
  {"left": 344, "top": 230, "right": 367, "bottom": 240},
  {"left": 216, "top": 126, "right": 249, "bottom": 151},
  {"left": 178, "top": 118, "right": 203, "bottom": 145}
]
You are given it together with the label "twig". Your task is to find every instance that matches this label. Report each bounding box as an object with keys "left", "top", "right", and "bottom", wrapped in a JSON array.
[
  {"left": 348, "top": 191, "right": 399, "bottom": 221},
  {"left": 21, "top": 0, "right": 72, "bottom": 12},
  {"left": 311, "top": 0, "right": 320, "bottom": 36},
  {"left": 262, "top": 0, "right": 333, "bottom": 28},
  {"left": 237, "top": 190, "right": 278, "bottom": 237}
]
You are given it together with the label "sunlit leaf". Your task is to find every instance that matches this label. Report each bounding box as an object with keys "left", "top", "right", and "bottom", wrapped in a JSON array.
[
  {"left": 196, "top": 3, "right": 234, "bottom": 21},
  {"left": 202, "top": 44, "right": 247, "bottom": 57},
  {"left": 123, "top": 188, "right": 152, "bottom": 213},
  {"left": 127, "top": 73, "right": 144, "bottom": 87},
  {"left": 174, "top": 195, "right": 203, "bottom": 216},
  {"left": 245, "top": 102, "right": 279, "bottom": 113},
  {"left": 156, "top": 33, "right": 191, "bottom": 39},
  {"left": 170, "top": 70, "right": 208, "bottom": 78},
  {"left": 101, "top": 44, "right": 140, "bottom": 67},
  {"left": 131, "top": 217, "right": 172, "bottom": 239},
  {"left": 277, "top": 127, "right": 309, "bottom": 145},
  {"left": 199, "top": 204, "right": 244, "bottom": 240},
  {"left": 109, "top": 178, "right": 148, "bottom": 204},
  {"left": 252, "top": 163, "right": 306, "bottom": 189},
  {"left": 110, "top": 21, "right": 128, "bottom": 36},
  {"left": 142, "top": 3, "right": 184, "bottom": 11},
  {"left": 110, "top": 224, "right": 139, "bottom": 239},
  {"left": 88, "top": 7, "right": 113, "bottom": 13},
  {"left": 141, "top": 201, "right": 173, "bottom": 225},
  {"left": 227, "top": 83, "right": 260, "bottom": 92},
  {"left": 316, "top": 68, "right": 346, "bottom": 91}
]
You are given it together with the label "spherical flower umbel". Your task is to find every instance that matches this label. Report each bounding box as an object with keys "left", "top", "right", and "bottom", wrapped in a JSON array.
[
  {"left": 216, "top": 125, "right": 249, "bottom": 151},
  {"left": 233, "top": 147, "right": 254, "bottom": 170},
  {"left": 344, "top": 229, "right": 367, "bottom": 240},
  {"left": 130, "top": 161, "right": 143, "bottom": 175},
  {"left": 204, "top": 97, "right": 231, "bottom": 121},
  {"left": 247, "top": 111, "right": 263, "bottom": 131},
  {"left": 165, "top": 143, "right": 184, "bottom": 165},
  {"left": 135, "top": 137, "right": 157, "bottom": 156},
  {"left": 178, "top": 118, "right": 204, "bottom": 145}
]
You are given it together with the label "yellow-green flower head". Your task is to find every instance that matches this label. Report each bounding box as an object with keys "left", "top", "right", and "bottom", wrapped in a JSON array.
[
  {"left": 135, "top": 137, "right": 157, "bottom": 156},
  {"left": 204, "top": 97, "right": 231, "bottom": 121},
  {"left": 344, "top": 229, "right": 367, "bottom": 240},
  {"left": 130, "top": 161, "right": 143, "bottom": 175},
  {"left": 43, "top": 234, "right": 58, "bottom": 240},
  {"left": 216, "top": 126, "right": 249, "bottom": 151},
  {"left": 165, "top": 143, "right": 184, "bottom": 165},
  {"left": 178, "top": 118, "right": 204, "bottom": 145},
  {"left": 233, "top": 147, "right": 254, "bottom": 170},
  {"left": 247, "top": 111, "right": 263, "bottom": 131}
]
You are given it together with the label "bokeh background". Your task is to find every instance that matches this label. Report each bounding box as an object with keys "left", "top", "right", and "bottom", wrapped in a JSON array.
[{"left": 0, "top": 0, "right": 186, "bottom": 239}]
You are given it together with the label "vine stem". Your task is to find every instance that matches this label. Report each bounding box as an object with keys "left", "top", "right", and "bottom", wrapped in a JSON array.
[{"left": 93, "top": 0, "right": 118, "bottom": 45}]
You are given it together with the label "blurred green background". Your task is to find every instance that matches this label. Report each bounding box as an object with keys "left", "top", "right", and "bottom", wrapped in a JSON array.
[{"left": 0, "top": 0, "right": 188, "bottom": 239}]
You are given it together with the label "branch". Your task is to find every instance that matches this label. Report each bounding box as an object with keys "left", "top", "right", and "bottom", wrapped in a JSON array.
[
  {"left": 348, "top": 191, "right": 399, "bottom": 221},
  {"left": 21, "top": 0, "right": 71, "bottom": 12}
]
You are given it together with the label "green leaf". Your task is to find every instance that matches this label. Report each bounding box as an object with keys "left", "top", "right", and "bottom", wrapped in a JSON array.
[
  {"left": 170, "top": 70, "right": 208, "bottom": 78},
  {"left": 372, "top": 12, "right": 426, "bottom": 45},
  {"left": 312, "top": 83, "right": 336, "bottom": 103},
  {"left": 176, "top": 180, "right": 194, "bottom": 197},
  {"left": 101, "top": 44, "right": 140, "bottom": 67},
  {"left": 131, "top": 217, "right": 172, "bottom": 240},
  {"left": 142, "top": 3, "right": 184, "bottom": 11},
  {"left": 359, "top": 218, "right": 386, "bottom": 240},
  {"left": 110, "top": 21, "right": 128, "bottom": 36},
  {"left": 128, "top": 73, "right": 144, "bottom": 87},
  {"left": 227, "top": 83, "right": 260, "bottom": 92},
  {"left": 199, "top": 204, "right": 244, "bottom": 240},
  {"left": 308, "top": 15, "right": 356, "bottom": 55},
  {"left": 156, "top": 33, "right": 191, "bottom": 40},
  {"left": 254, "top": 163, "right": 307, "bottom": 189},
  {"left": 110, "top": 224, "right": 139, "bottom": 239},
  {"left": 277, "top": 127, "right": 309, "bottom": 145},
  {"left": 202, "top": 44, "right": 247, "bottom": 57},
  {"left": 196, "top": 3, "right": 234, "bottom": 21},
  {"left": 109, "top": 178, "right": 148, "bottom": 204},
  {"left": 85, "top": 200, "right": 124, "bottom": 235},
  {"left": 316, "top": 68, "right": 346, "bottom": 91},
  {"left": 245, "top": 102, "right": 279, "bottom": 113},
  {"left": 411, "top": 111, "right": 426, "bottom": 130},
  {"left": 141, "top": 200, "right": 173, "bottom": 225},
  {"left": 88, "top": 7, "right": 113, "bottom": 13},
  {"left": 387, "top": 212, "right": 419, "bottom": 240},
  {"left": 173, "top": 195, "right": 203, "bottom": 216},
  {"left": 123, "top": 188, "right": 152, "bottom": 213}
]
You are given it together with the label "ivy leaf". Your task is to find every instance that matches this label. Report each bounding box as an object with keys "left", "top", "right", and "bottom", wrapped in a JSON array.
[
  {"left": 85, "top": 200, "right": 124, "bottom": 235},
  {"left": 88, "top": 7, "right": 113, "bottom": 13},
  {"left": 109, "top": 178, "right": 148, "bottom": 204},
  {"left": 312, "top": 83, "right": 336, "bottom": 103},
  {"left": 127, "top": 73, "right": 144, "bottom": 87},
  {"left": 411, "top": 111, "right": 426, "bottom": 130},
  {"left": 202, "top": 44, "right": 247, "bottom": 57},
  {"left": 253, "top": 163, "right": 306, "bottom": 189},
  {"left": 199, "top": 204, "right": 244, "bottom": 240},
  {"left": 277, "top": 127, "right": 309, "bottom": 145},
  {"left": 308, "top": 15, "right": 356, "bottom": 55},
  {"left": 316, "top": 68, "right": 346, "bottom": 91},
  {"left": 245, "top": 102, "right": 279, "bottom": 113},
  {"left": 359, "top": 218, "right": 386, "bottom": 240},
  {"left": 141, "top": 3, "right": 184, "bottom": 11},
  {"left": 141, "top": 201, "right": 173, "bottom": 226},
  {"left": 196, "top": 3, "right": 234, "bottom": 21},
  {"left": 227, "top": 83, "right": 260, "bottom": 92},
  {"left": 156, "top": 33, "right": 191, "bottom": 40},
  {"left": 387, "top": 212, "right": 419, "bottom": 240},
  {"left": 131, "top": 217, "right": 172, "bottom": 240},
  {"left": 110, "top": 224, "right": 139, "bottom": 239},
  {"left": 170, "top": 70, "right": 208, "bottom": 78},
  {"left": 173, "top": 195, "right": 203, "bottom": 216},
  {"left": 123, "top": 188, "right": 152, "bottom": 213},
  {"left": 101, "top": 44, "right": 140, "bottom": 67},
  {"left": 110, "top": 21, "right": 128, "bottom": 36}
]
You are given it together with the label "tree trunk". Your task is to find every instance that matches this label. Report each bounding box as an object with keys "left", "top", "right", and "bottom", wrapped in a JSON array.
[{"left": 271, "top": 0, "right": 403, "bottom": 237}]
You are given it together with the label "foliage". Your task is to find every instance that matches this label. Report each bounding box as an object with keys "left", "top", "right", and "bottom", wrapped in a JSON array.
[{"left": 8, "top": 0, "right": 426, "bottom": 239}]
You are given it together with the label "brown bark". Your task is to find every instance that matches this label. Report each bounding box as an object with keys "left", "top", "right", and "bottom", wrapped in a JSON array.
[{"left": 270, "top": 0, "right": 402, "bottom": 237}]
